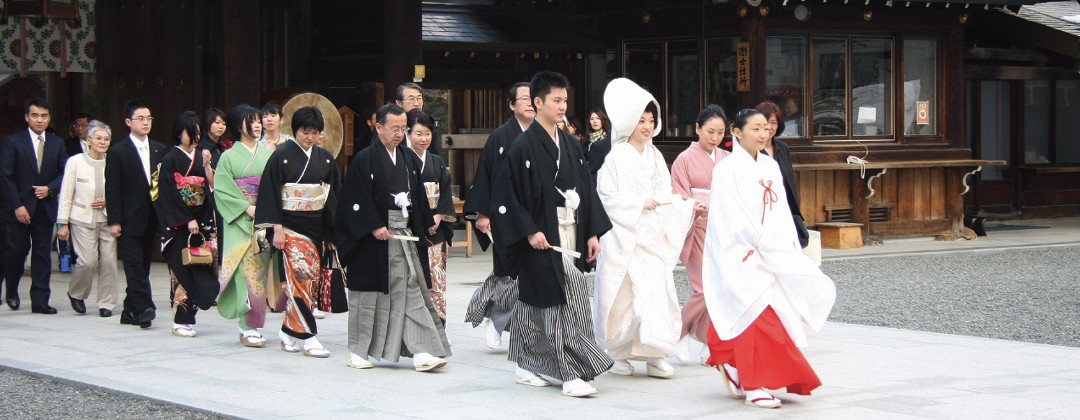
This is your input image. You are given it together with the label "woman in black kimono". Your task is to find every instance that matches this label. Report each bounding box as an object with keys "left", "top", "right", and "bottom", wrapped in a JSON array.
[
  {"left": 254, "top": 106, "right": 340, "bottom": 358},
  {"left": 405, "top": 109, "right": 455, "bottom": 322},
  {"left": 155, "top": 111, "right": 216, "bottom": 338}
]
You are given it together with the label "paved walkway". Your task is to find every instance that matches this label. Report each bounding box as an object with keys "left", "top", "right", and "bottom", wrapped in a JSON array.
[{"left": 1, "top": 218, "right": 1078, "bottom": 419}]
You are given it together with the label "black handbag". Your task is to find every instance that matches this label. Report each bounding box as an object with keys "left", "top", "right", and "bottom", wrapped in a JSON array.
[{"left": 322, "top": 249, "right": 350, "bottom": 313}]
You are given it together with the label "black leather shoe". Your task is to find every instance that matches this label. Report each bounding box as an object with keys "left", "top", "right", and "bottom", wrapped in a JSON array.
[
  {"left": 6, "top": 296, "right": 19, "bottom": 310},
  {"left": 136, "top": 307, "right": 156, "bottom": 324},
  {"left": 68, "top": 294, "right": 86, "bottom": 314},
  {"left": 120, "top": 311, "right": 136, "bottom": 325},
  {"left": 31, "top": 305, "right": 58, "bottom": 314},
  {"left": 99, "top": 308, "right": 113, "bottom": 317},
  {"left": 139, "top": 320, "right": 152, "bottom": 329}
]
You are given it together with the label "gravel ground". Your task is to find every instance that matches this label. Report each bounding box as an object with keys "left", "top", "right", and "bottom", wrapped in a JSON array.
[
  {"left": 672, "top": 245, "right": 1080, "bottom": 347},
  {"left": 0, "top": 369, "right": 223, "bottom": 420}
]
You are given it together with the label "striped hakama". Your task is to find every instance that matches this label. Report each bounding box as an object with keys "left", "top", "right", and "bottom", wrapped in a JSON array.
[
  {"left": 464, "top": 273, "right": 518, "bottom": 332},
  {"left": 509, "top": 209, "right": 613, "bottom": 381},
  {"left": 348, "top": 212, "right": 451, "bottom": 362}
]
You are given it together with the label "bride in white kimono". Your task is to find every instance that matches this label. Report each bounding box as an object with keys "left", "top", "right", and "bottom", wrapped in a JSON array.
[
  {"left": 594, "top": 78, "right": 701, "bottom": 378},
  {"left": 702, "top": 109, "right": 835, "bottom": 409}
]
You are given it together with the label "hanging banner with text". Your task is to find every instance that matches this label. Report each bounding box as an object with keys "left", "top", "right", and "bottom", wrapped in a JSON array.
[{"left": 737, "top": 42, "right": 750, "bottom": 93}]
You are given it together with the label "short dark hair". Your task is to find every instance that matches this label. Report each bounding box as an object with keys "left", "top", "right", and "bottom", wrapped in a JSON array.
[
  {"left": 529, "top": 71, "right": 569, "bottom": 105},
  {"left": 171, "top": 111, "right": 201, "bottom": 147},
  {"left": 290, "top": 106, "right": 324, "bottom": 136},
  {"left": 507, "top": 82, "right": 530, "bottom": 106},
  {"left": 696, "top": 104, "right": 728, "bottom": 128},
  {"left": 123, "top": 99, "right": 151, "bottom": 119},
  {"left": 396, "top": 82, "right": 423, "bottom": 101},
  {"left": 73, "top": 112, "right": 93, "bottom": 121},
  {"left": 733, "top": 108, "right": 764, "bottom": 132},
  {"left": 261, "top": 102, "right": 283, "bottom": 117},
  {"left": 225, "top": 105, "right": 260, "bottom": 140},
  {"left": 586, "top": 108, "right": 611, "bottom": 135},
  {"left": 203, "top": 107, "right": 225, "bottom": 137},
  {"left": 407, "top": 108, "right": 435, "bottom": 133},
  {"left": 376, "top": 103, "right": 406, "bottom": 125},
  {"left": 755, "top": 100, "right": 784, "bottom": 138},
  {"left": 24, "top": 98, "right": 49, "bottom": 114}
]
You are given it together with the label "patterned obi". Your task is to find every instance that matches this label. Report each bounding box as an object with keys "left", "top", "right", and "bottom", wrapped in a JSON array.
[
  {"left": 174, "top": 173, "right": 206, "bottom": 206},
  {"left": 235, "top": 176, "right": 261, "bottom": 205},
  {"left": 281, "top": 182, "right": 329, "bottom": 212}
]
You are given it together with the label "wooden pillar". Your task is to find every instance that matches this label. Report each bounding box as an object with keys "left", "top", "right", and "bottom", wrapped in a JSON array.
[
  {"left": 945, "top": 167, "right": 964, "bottom": 231},
  {"left": 850, "top": 171, "right": 871, "bottom": 238},
  {"left": 943, "top": 26, "right": 964, "bottom": 148},
  {"left": 384, "top": 0, "right": 422, "bottom": 98},
  {"left": 220, "top": 0, "right": 262, "bottom": 109},
  {"left": 739, "top": 16, "right": 766, "bottom": 109}
]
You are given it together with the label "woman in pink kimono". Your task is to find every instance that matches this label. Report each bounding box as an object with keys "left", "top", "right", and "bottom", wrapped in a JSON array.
[{"left": 669, "top": 104, "right": 730, "bottom": 363}]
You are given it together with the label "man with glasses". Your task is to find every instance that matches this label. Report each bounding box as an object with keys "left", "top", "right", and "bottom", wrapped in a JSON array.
[
  {"left": 65, "top": 113, "right": 93, "bottom": 157},
  {"left": 106, "top": 99, "right": 165, "bottom": 328},
  {"left": 463, "top": 81, "right": 533, "bottom": 349},
  {"left": 394, "top": 83, "right": 441, "bottom": 157},
  {"left": 336, "top": 103, "right": 450, "bottom": 372}
]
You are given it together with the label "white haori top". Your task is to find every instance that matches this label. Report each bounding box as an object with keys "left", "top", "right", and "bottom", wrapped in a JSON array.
[{"left": 701, "top": 137, "right": 836, "bottom": 347}]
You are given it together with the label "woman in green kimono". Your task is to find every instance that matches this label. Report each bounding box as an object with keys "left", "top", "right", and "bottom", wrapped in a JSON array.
[{"left": 214, "top": 104, "right": 274, "bottom": 347}]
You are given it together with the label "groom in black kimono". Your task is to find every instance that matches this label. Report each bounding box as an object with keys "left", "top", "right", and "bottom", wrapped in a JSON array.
[{"left": 492, "top": 71, "right": 613, "bottom": 397}]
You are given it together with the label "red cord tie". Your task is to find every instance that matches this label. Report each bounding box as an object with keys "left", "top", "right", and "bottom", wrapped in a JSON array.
[
  {"left": 742, "top": 249, "right": 755, "bottom": 262},
  {"left": 759, "top": 179, "right": 778, "bottom": 224}
]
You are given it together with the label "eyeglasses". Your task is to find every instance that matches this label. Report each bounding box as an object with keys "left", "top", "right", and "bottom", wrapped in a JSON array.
[
  {"left": 383, "top": 126, "right": 410, "bottom": 135},
  {"left": 402, "top": 95, "right": 424, "bottom": 103},
  {"left": 515, "top": 96, "right": 531, "bottom": 103},
  {"left": 129, "top": 116, "right": 154, "bottom": 122}
]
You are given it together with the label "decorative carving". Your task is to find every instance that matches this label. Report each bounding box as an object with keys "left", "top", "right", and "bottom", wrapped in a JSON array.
[{"left": 961, "top": 166, "right": 982, "bottom": 196}]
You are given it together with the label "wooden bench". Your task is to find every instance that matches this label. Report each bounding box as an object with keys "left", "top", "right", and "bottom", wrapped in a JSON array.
[
  {"left": 817, "top": 222, "right": 864, "bottom": 249},
  {"left": 451, "top": 199, "right": 473, "bottom": 257}
]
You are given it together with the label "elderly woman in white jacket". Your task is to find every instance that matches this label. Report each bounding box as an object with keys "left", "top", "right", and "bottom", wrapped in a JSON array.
[{"left": 57, "top": 120, "right": 118, "bottom": 317}]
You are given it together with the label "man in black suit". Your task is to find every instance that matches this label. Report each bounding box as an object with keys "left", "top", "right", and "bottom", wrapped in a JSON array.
[
  {"left": 0, "top": 98, "right": 69, "bottom": 313},
  {"left": 64, "top": 113, "right": 92, "bottom": 157},
  {"left": 105, "top": 99, "right": 164, "bottom": 328}
]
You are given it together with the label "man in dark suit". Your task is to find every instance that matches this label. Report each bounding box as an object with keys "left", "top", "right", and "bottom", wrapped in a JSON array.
[
  {"left": 106, "top": 99, "right": 164, "bottom": 328},
  {"left": 64, "top": 113, "right": 92, "bottom": 157},
  {"left": 0, "top": 98, "right": 69, "bottom": 313}
]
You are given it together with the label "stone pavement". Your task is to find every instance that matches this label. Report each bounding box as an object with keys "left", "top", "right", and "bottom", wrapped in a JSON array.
[{"left": 1, "top": 218, "right": 1078, "bottom": 419}]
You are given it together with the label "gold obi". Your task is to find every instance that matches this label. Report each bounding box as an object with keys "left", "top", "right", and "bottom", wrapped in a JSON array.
[{"left": 281, "top": 182, "right": 329, "bottom": 212}]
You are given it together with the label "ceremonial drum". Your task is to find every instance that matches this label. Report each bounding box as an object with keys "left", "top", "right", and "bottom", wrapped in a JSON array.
[{"left": 282, "top": 92, "right": 344, "bottom": 158}]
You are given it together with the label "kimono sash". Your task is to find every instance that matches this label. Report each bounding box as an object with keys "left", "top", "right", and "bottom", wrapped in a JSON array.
[
  {"left": 281, "top": 182, "right": 330, "bottom": 212},
  {"left": 235, "top": 176, "right": 261, "bottom": 205},
  {"left": 174, "top": 173, "right": 206, "bottom": 206}
]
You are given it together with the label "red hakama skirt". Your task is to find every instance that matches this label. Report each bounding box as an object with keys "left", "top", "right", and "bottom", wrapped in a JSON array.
[{"left": 706, "top": 306, "right": 821, "bottom": 395}]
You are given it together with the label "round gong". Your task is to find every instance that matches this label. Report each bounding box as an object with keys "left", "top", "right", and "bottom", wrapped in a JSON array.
[{"left": 282, "top": 92, "right": 343, "bottom": 158}]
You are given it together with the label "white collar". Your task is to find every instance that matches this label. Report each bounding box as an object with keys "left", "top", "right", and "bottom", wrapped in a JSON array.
[
  {"left": 130, "top": 133, "right": 149, "bottom": 145},
  {"left": 176, "top": 146, "right": 195, "bottom": 159},
  {"left": 27, "top": 127, "right": 44, "bottom": 140},
  {"left": 385, "top": 146, "right": 397, "bottom": 165},
  {"left": 708, "top": 148, "right": 716, "bottom": 162},
  {"left": 240, "top": 140, "right": 258, "bottom": 154},
  {"left": 290, "top": 138, "right": 313, "bottom": 158}
]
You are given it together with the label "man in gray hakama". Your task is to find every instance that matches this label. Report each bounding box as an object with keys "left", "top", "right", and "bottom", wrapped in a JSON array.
[{"left": 336, "top": 104, "right": 450, "bottom": 371}]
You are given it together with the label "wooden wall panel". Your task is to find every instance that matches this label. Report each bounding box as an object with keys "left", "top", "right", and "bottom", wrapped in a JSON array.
[
  {"left": 913, "top": 168, "right": 930, "bottom": 220},
  {"left": 896, "top": 169, "right": 915, "bottom": 220},
  {"left": 815, "top": 171, "right": 834, "bottom": 222},
  {"left": 798, "top": 171, "right": 820, "bottom": 225},
  {"left": 930, "top": 167, "right": 946, "bottom": 220}
]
